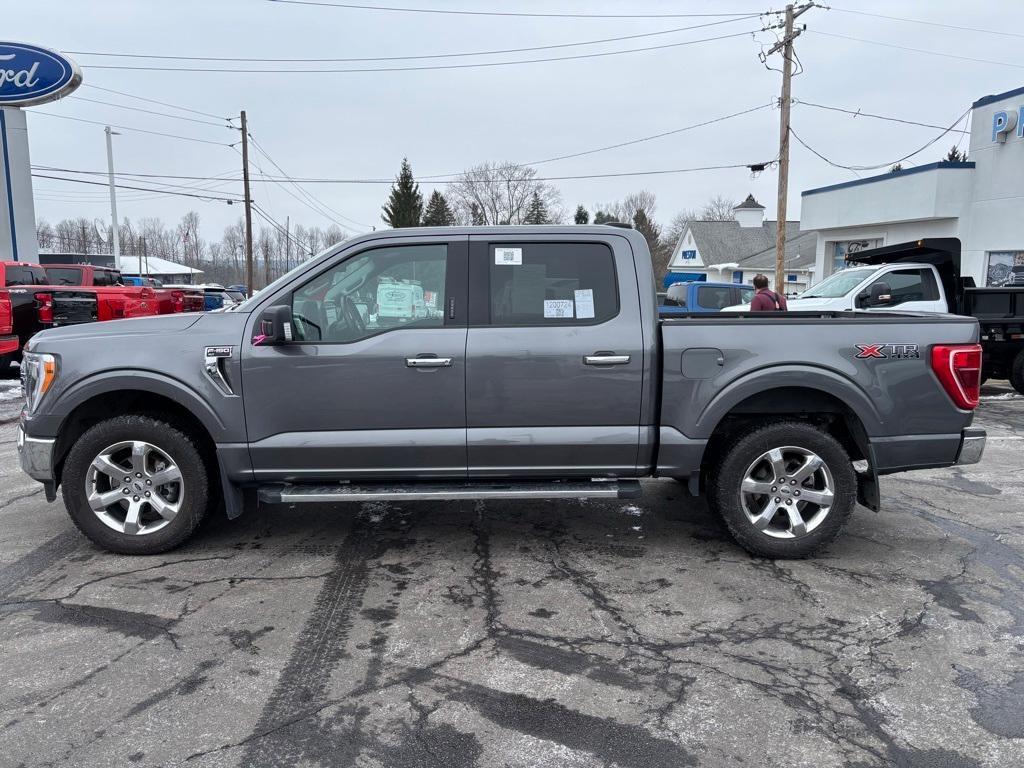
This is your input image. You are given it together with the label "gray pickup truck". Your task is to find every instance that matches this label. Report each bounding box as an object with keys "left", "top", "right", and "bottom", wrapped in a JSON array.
[{"left": 17, "top": 226, "right": 986, "bottom": 558}]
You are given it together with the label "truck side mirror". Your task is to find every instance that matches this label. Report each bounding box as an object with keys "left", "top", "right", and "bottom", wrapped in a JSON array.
[
  {"left": 868, "top": 282, "right": 893, "bottom": 306},
  {"left": 254, "top": 305, "right": 294, "bottom": 345}
]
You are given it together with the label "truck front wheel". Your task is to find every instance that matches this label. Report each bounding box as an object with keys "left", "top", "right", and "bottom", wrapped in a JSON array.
[
  {"left": 709, "top": 421, "right": 856, "bottom": 558},
  {"left": 1010, "top": 350, "right": 1024, "bottom": 395},
  {"left": 61, "top": 415, "right": 211, "bottom": 555}
]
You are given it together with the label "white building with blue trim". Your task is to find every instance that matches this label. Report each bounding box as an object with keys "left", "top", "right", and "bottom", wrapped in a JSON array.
[
  {"left": 664, "top": 194, "right": 817, "bottom": 295},
  {"left": 801, "top": 85, "right": 1024, "bottom": 287}
]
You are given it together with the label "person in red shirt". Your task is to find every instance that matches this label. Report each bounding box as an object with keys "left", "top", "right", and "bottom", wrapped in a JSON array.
[{"left": 749, "top": 273, "right": 788, "bottom": 311}]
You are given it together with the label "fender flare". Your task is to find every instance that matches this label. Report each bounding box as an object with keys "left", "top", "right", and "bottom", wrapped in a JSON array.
[
  {"left": 692, "top": 364, "right": 884, "bottom": 440},
  {"left": 51, "top": 369, "right": 229, "bottom": 443}
]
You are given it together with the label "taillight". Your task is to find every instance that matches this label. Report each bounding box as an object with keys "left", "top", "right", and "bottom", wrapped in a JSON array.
[
  {"left": 172, "top": 289, "right": 184, "bottom": 312},
  {"left": 0, "top": 290, "right": 11, "bottom": 334},
  {"left": 931, "top": 344, "right": 982, "bottom": 410},
  {"left": 35, "top": 292, "right": 54, "bottom": 324}
]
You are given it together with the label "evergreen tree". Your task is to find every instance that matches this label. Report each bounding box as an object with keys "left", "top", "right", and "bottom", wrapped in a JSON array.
[
  {"left": 381, "top": 158, "right": 423, "bottom": 228},
  {"left": 593, "top": 210, "right": 615, "bottom": 224},
  {"left": 421, "top": 190, "right": 456, "bottom": 226},
  {"left": 574, "top": 205, "right": 590, "bottom": 224},
  {"left": 523, "top": 190, "right": 550, "bottom": 224},
  {"left": 469, "top": 203, "right": 486, "bottom": 226},
  {"left": 945, "top": 144, "right": 967, "bottom": 162},
  {"left": 632, "top": 208, "right": 662, "bottom": 259},
  {"left": 889, "top": 163, "right": 903, "bottom": 173}
]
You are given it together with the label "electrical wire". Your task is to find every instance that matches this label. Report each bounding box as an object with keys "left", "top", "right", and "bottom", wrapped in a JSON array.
[
  {"left": 794, "top": 100, "right": 970, "bottom": 134},
  {"left": 811, "top": 30, "right": 1024, "bottom": 70},
  {"left": 67, "top": 16, "right": 760, "bottom": 63},
  {"left": 27, "top": 112, "right": 236, "bottom": 146},
  {"left": 265, "top": 0, "right": 766, "bottom": 19},
  {"left": 77, "top": 29, "right": 760, "bottom": 72},
  {"left": 827, "top": 6, "right": 1024, "bottom": 40},
  {"left": 244, "top": 136, "right": 371, "bottom": 228},
  {"left": 252, "top": 202, "right": 313, "bottom": 251},
  {"left": 789, "top": 105, "right": 972, "bottom": 171},
  {"left": 30, "top": 173, "right": 244, "bottom": 203},
  {"left": 71, "top": 96, "right": 237, "bottom": 129},
  {"left": 80, "top": 84, "right": 231, "bottom": 120}
]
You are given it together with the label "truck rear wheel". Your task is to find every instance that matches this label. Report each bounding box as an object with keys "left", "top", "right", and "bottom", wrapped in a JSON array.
[
  {"left": 1010, "top": 350, "right": 1024, "bottom": 395},
  {"left": 709, "top": 421, "right": 856, "bottom": 558},
  {"left": 61, "top": 415, "right": 211, "bottom": 555}
]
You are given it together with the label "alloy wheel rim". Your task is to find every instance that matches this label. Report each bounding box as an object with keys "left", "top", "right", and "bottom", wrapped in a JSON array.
[
  {"left": 85, "top": 440, "right": 184, "bottom": 536},
  {"left": 739, "top": 445, "right": 834, "bottom": 539}
]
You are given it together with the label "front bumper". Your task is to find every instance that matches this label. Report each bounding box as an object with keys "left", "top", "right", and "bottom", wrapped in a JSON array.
[
  {"left": 955, "top": 427, "right": 986, "bottom": 465},
  {"left": 17, "top": 425, "right": 55, "bottom": 482}
]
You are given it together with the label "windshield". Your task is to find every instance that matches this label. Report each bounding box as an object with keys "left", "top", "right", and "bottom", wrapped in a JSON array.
[{"left": 799, "top": 268, "right": 875, "bottom": 299}]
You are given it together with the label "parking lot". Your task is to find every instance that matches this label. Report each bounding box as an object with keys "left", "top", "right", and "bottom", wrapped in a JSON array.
[{"left": 0, "top": 374, "right": 1021, "bottom": 767}]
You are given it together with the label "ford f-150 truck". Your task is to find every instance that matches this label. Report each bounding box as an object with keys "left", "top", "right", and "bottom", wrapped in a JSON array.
[{"left": 16, "top": 226, "right": 986, "bottom": 558}]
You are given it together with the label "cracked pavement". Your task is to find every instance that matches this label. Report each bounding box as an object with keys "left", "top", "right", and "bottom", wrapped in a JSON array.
[{"left": 0, "top": 379, "right": 1022, "bottom": 767}]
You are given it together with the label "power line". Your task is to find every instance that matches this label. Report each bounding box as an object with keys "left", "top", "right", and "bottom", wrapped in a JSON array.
[
  {"left": 80, "top": 84, "right": 231, "bottom": 120},
  {"left": 827, "top": 6, "right": 1024, "bottom": 40},
  {"left": 251, "top": 202, "right": 309, "bottom": 251},
  {"left": 524, "top": 102, "right": 776, "bottom": 167},
  {"left": 811, "top": 30, "right": 1024, "bottom": 70},
  {"left": 72, "top": 96, "right": 237, "bottom": 129},
  {"left": 244, "top": 135, "right": 371, "bottom": 229},
  {"left": 795, "top": 100, "right": 970, "bottom": 134},
  {"left": 31, "top": 173, "right": 244, "bottom": 203},
  {"left": 789, "top": 105, "right": 972, "bottom": 172},
  {"left": 27, "top": 112, "right": 236, "bottom": 146},
  {"left": 77, "top": 29, "right": 760, "bottom": 72},
  {"left": 67, "top": 16, "right": 760, "bottom": 63},
  {"left": 265, "top": 0, "right": 765, "bottom": 19}
]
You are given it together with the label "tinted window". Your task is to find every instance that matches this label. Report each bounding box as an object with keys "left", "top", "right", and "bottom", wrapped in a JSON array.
[
  {"left": 93, "top": 270, "right": 117, "bottom": 286},
  {"left": 5, "top": 265, "right": 48, "bottom": 286},
  {"left": 696, "top": 285, "right": 733, "bottom": 310},
  {"left": 43, "top": 267, "right": 83, "bottom": 286},
  {"left": 489, "top": 242, "right": 617, "bottom": 325},
  {"left": 875, "top": 269, "right": 939, "bottom": 305},
  {"left": 292, "top": 243, "right": 447, "bottom": 343},
  {"left": 738, "top": 287, "right": 755, "bottom": 305}
]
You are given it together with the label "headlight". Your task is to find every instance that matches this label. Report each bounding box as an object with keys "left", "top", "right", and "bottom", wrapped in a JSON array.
[{"left": 21, "top": 352, "right": 57, "bottom": 414}]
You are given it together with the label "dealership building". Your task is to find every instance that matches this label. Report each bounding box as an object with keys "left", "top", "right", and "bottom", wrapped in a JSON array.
[{"left": 801, "top": 85, "right": 1024, "bottom": 287}]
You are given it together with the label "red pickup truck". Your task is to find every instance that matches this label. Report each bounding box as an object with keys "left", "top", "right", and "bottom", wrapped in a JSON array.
[
  {"left": 0, "top": 289, "right": 17, "bottom": 363},
  {"left": 43, "top": 264, "right": 199, "bottom": 317}
]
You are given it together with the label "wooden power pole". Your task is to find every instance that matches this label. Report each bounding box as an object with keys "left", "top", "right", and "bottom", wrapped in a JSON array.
[
  {"left": 766, "top": 3, "right": 814, "bottom": 291},
  {"left": 239, "top": 110, "right": 255, "bottom": 292}
]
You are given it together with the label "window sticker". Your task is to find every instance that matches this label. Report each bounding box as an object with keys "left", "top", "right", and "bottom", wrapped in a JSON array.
[
  {"left": 574, "top": 289, "right": 595, "bottom": 319},
  {"left": 495, "top": 247, "right": 523, "bottom": 266},
  {"left": 543, "top": 299, "right": 574, "bottom": 319}
]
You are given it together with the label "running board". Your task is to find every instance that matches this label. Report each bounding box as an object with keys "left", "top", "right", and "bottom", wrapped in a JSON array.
[{"left": 258, "top": 479, "right": 642, "bottom": 504}]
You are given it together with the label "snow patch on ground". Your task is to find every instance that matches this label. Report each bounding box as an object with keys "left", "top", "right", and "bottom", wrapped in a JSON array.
[
  {"left": 0, "top": 380, "right": 22, "bottom": 401},
  {"left": 621, "top": 505, "right": 644, "bottom": 516},
  {"left": 982, "top": 393, "right": 1022, "bottom": 401}
]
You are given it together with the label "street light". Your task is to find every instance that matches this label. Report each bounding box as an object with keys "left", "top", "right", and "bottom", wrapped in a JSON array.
[{"left": 104, "top": 126, "right": 127, "bottom": 272}]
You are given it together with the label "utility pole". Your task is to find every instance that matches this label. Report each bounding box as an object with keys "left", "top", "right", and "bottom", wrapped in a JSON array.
[
  {"left": 766, "top": 2, "right": 814, "bottom": 291},
  {"left": 104, "top": 126, "right": 123, "bottom": 269},
  {"left": 239, "top": 110, "right": 255, "bottom": 292},
  {"left": 285, "top": 215, "right": 291, "bottom": 271}
]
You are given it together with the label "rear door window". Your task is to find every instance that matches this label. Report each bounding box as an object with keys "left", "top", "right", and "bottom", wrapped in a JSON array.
[
  {"left": 93, "top": 270, "right": 116, "bottom": 286},
  {"left": 489, "top": 242, "right": 618, "bottom": 325},
  {"left": 696, "top": 285, "right": 733, "bottom": 310},
  {"left": 5, "top": 265, "right": 48, "bottom": 286}
]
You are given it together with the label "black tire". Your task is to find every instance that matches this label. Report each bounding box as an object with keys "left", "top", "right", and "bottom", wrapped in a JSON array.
[
  {"left": 1010, "top": 350, "right": 1024, "bottom": 396},
  {"left": 708, "top": 421, "right": 856, "bottom": 558},
  {"left": 61, "top": 415, "right": 211, "bottom": 555}
]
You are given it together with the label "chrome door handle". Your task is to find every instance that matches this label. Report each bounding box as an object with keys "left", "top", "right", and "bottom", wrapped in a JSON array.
[
  {"left": 406, "top": 357, "right": 453, "bottom": 368},
  {"left": 584, "top": 354, "right": 631, "bottom": 366}
]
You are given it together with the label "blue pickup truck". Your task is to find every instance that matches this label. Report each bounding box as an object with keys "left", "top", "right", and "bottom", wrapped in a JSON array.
[{"left": 659, "top": 281, "right": 755, "bottom": 315}]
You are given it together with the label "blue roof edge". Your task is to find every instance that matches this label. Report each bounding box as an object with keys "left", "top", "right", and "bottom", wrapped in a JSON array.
[
  {"left": 973, "top": 85, "right": 1024, "bottom": 108},
  {"left": 801, "top": 161, "right": 975, "bottom": 197}
]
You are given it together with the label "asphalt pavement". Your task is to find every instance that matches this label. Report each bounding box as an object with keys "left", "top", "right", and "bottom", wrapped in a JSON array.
[{"left": 0, "top": 372, "right": 1021, "bottom": 767}]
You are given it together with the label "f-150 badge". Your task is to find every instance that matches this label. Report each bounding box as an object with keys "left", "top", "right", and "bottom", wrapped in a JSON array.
[{"left": 855, "top": 343, "right": 919, "bottom": 359}]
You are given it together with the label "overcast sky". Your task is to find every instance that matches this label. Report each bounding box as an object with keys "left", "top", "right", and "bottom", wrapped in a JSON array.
[{"left": 10, "top": 0, "right": 1024, "bottom": 244}]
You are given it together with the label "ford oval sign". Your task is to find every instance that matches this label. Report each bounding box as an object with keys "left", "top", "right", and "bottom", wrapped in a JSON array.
[{"left": 0, "top": 42, "right": 81, "bottom": 107}]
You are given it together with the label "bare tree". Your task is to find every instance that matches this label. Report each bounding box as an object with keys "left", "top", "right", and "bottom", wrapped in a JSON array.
[
  {"left": 449, "top": 162, "right": 562, "bottom": 225},
  {"left": 700, "top": 195, "right": 736, "bottom": 221}
]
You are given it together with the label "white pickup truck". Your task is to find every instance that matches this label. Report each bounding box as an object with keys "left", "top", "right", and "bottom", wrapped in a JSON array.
[{"left": 727, "top": 239, "right": 1024, "bottom": 391}]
